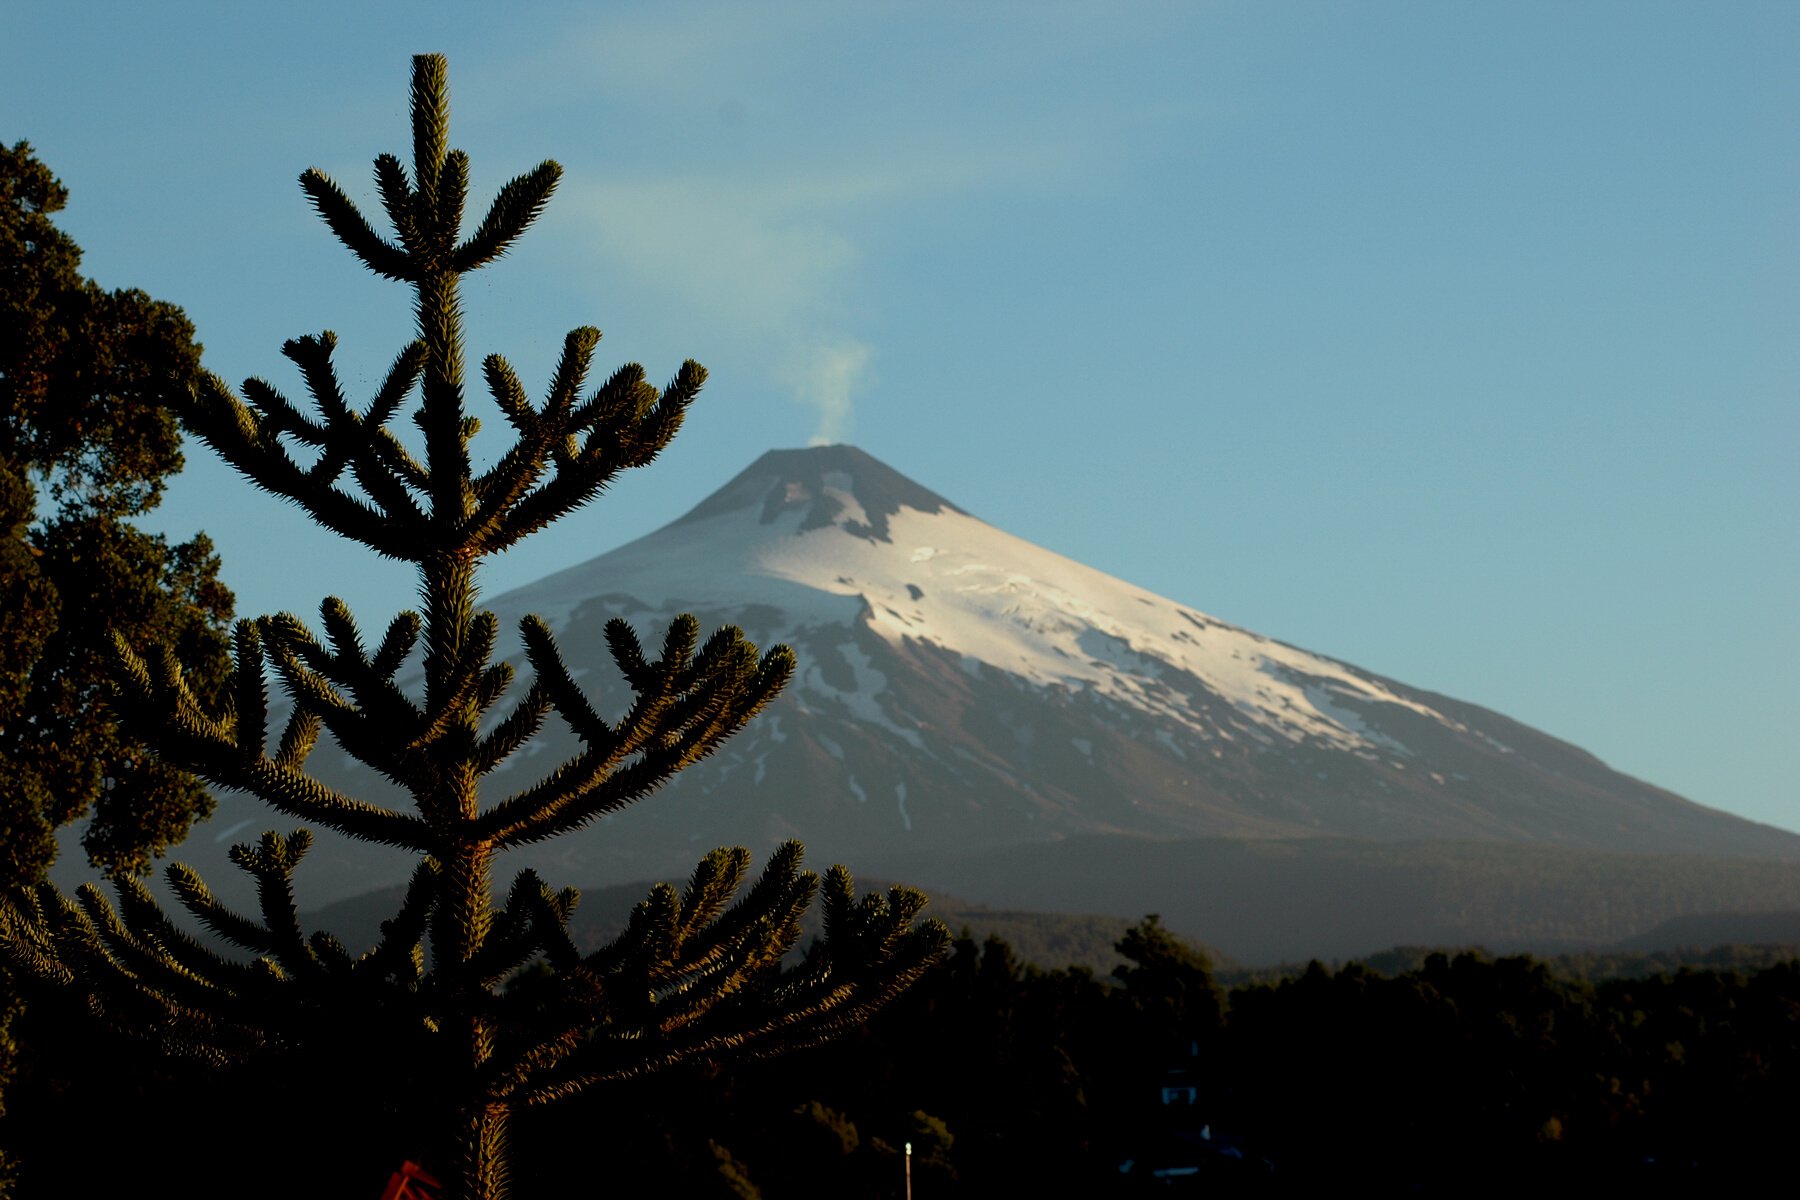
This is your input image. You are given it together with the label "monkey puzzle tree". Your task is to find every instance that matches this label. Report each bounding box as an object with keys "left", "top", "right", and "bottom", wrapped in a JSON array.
[{"left": 0, "top": 56, "right": 945, "bottom": 1200}]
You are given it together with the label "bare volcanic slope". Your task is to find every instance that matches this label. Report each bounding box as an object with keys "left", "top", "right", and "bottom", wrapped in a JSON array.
[{"left": 159, "top": 444, "right": 1799, "bottom": 911}]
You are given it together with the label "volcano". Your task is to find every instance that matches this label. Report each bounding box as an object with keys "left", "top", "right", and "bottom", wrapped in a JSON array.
[
  {"left": 475, "top": 446, "right": 1791, "bottom": 855},
  {"left": 156, "top": 445, "right": 1800, "bottom": 961}
]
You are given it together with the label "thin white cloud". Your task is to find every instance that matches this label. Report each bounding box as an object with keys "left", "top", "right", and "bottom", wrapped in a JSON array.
[
  {"left": 557, "top": 143, "right": 1059, "bottom": 442},
  {"left": 561, "top": 173, "right": 869, "bottom": 439},
  {"left": 572, "top": 177, "right": 858, "bottom": 328},
  {"left": 497, "top": 1, "right": 1178, "bottom": 441}
]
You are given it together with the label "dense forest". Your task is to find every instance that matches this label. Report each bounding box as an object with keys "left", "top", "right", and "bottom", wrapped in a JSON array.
[{"left": 8, "top": 919, "right": 1797, "bottom": 1196}]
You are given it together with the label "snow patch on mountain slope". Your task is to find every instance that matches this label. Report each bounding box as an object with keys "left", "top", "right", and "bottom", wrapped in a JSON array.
[
  {"left": 488, "top": 471, "right": 1455, "bottom": 760},
  {"left": 799, "top": 640, "right": 924, "bottom": 750}
]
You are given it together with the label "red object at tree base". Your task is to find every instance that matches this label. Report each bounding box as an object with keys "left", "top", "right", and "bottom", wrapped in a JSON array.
[{"left": 380, "top": 1160, "right": 443, "bottom": 1200}]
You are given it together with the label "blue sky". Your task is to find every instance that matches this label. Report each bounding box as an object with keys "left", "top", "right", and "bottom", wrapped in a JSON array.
[{"left": 6, "top": 2, "right": 1796, "bottom": 833}]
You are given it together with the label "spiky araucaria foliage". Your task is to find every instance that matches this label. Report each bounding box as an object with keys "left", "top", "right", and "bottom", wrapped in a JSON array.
[{"left": 0, "top": 55, "right": 946, "bottom": 1200}]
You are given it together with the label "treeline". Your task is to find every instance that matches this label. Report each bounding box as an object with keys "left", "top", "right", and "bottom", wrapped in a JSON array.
[
  {"left": 512, "top": 925, "right": 1800, "bottom": 1197},
  {"left": 8, "top": 922, "right": 1800, "bottom": 1196},
  {"left": 1233, "top": 940, "right": 1800, "bottom": 985}
]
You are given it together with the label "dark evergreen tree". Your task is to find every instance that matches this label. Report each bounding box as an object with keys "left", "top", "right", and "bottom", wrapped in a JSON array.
[
  {"left": 0, "top": 139, "right": 234, "bottom": 883},
  {"left": 0, "top": 139, "right": 234, "bottom": 1195},
  {"left": 0, "top": 57, "right": 945, "bottom": 1200}
]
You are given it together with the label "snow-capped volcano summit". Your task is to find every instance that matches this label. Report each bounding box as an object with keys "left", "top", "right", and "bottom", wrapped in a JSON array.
[
  {"left": 453, "top": 444, "right": 1794, "bottom": 888},
  {"left": 504, "top": 445, "right": 1447, "bottom": 767}
]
